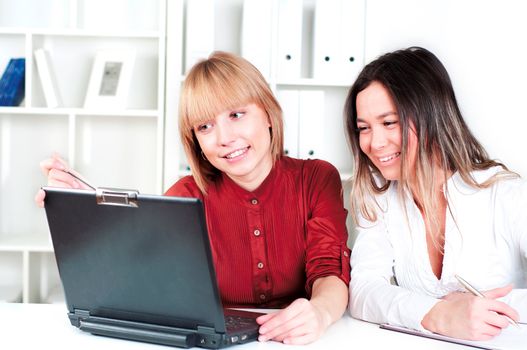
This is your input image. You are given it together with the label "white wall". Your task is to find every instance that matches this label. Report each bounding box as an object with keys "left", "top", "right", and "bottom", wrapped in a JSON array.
[{"left": 365, "top": 0, "right": 527, "bottom": 176}]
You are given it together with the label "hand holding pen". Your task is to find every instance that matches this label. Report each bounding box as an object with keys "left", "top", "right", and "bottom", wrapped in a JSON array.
[
  {"left": 35, "top": 154, "right": 95, "bottom": 208},
  {"left": 455, "top": 274, "right": 520, "bottom": 328}
]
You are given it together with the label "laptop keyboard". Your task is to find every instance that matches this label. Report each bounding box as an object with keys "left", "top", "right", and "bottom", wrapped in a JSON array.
[{"left": 224, "top": 314, "right": 259, "bottom": 332}]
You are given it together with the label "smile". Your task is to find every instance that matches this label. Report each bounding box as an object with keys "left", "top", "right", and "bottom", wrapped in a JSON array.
[
  {"left": 378, "top": 152, "right": 400, "bottom": 163},
  {"left": 224, "top": 147, "right": 249, "bottom": 159}
]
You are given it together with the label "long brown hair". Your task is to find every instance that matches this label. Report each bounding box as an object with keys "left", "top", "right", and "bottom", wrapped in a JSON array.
[
  {"left": 345, "top": 47, "right": 516, "bottom": 243},
  {"left": 179, "top": 51, "right": 284, "bottom": 194}
]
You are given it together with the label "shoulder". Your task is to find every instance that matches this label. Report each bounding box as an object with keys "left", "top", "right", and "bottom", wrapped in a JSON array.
[{"left": 164, "top": 176, "right": 204, "bottom": 199}]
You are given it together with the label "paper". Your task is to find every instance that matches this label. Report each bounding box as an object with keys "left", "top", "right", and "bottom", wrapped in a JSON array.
[{"left": 380, "top": 323, "right": 527, "bottom": 350}]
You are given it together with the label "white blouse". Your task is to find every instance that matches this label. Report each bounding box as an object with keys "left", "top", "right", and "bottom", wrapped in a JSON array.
[{"left": 349, "top": 167, "right": 527, "bottom": 331}]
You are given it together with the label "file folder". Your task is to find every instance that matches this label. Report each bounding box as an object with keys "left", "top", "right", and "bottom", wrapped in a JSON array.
[
  {"left": 276, "top": 0, "right": 303, "bottom": 80},
  {"left": 277, "top": 89, "right": 299, "bottom": 157},
  {"left": 298, "top": 90, "right": 324, "bottom": 160},
  {"left": 340, "top": 0, "right": 366, "bottom": 83},
  {"left": 312, "top": 0, "right": 340, "bottom": 80},
  {"left": 241, "top": 0, "right": 273, "bottom": 79},
  {"left": 34, "top": 49, "right": 63, "bottom": 108}
]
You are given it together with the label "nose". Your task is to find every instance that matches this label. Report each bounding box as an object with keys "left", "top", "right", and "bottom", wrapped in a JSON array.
[
  {"left": 370, "top": 127, "right": 387, "bottom": 150},
  {"left": 215, "top": 120, "right": 235, "bottom": 146}
]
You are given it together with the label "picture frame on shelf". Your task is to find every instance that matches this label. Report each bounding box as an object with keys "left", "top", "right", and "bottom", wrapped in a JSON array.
[{"left": 84, "top": 49, "right": 136, "bottom": 109}]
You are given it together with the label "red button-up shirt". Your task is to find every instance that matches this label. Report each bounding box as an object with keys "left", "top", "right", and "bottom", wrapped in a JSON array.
[{"left": 165, "top": 157, "right": 350, "bottom": 308}]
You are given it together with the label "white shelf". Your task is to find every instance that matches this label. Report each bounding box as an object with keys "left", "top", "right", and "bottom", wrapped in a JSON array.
[
  {"left": 0, "top": 27, "right": 162, "bottom": 38},
  {"left": 276, "top": 78, "right": 354, "bottom": 87},
  {"left": 0, "top": 107, "right": 160, "bottom": 117},
  {"left": 0, "top": 233, "right": 53, "bottom": 253}
]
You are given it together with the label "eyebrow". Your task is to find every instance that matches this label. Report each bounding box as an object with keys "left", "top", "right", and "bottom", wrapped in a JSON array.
[{"left": 356, "top": 111, "right": 397, "bottom": 123}]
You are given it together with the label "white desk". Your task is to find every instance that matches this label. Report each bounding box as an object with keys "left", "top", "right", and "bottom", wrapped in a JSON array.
[{"left": 0, "top": 303, "right": 476, "bottom": 349}]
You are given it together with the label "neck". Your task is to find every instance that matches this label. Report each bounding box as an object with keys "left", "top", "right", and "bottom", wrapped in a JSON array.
[{"left": 226, "top": 154, "right": 274, "bottom": 192}]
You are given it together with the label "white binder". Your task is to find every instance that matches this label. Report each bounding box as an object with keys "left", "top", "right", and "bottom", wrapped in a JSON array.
[
  {"left": 34, "top": 48, "right": 63, "bottom": 108},
  {"left": 312, "top": 0, "right": 366, "bottom": 83},
  {"left": 241, "top": 0, "right": 273, "bottom": 79},
  {"left": 298, "top": 90, "right": 325, "bottom": 160},
  {"left": 277, "top": 89, "right": 299, "bottom": 157},
  {"left": 276, "top": 0, "right": 303, "bottom": 80},
  {"left": 312, "top": 0, "right": 340, "bottom": 80},
  {"left": 185, "top": 0, "right": 215, "bottom": 73},
  {"left": 339, "top": 0, "right": 366, "bottom": 83}
]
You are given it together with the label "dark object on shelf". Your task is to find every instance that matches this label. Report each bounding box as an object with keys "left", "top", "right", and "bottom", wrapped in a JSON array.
[{"left": 0, "top": 58, "right": 25, "bottom": 107}]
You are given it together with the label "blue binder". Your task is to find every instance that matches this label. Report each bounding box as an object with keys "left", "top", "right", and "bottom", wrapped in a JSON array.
[{"left": 0, "top": 58, "right": 25, "bottom": 106}]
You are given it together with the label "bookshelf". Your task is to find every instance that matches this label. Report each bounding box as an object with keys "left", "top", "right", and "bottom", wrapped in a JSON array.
[
  {"left": 0, "top": 0, "right": 166, "bottom": 303},
  {"left": 0, "top": 0, "right": 363, "bottom": 303}
]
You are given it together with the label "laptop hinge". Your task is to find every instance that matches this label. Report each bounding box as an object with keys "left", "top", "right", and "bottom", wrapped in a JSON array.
[{"left": 96, "top": 188, "right": 139, "bottom": 207}]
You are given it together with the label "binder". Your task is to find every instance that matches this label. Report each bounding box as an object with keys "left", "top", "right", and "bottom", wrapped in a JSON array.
[
  {"left": 34, "top": 49, "right": 63, "bottom": 108},
  {"left": 276, "top": 0, "right": 303, "bottom": 80},
  {"left": 0, "top": 58, "right": 25, "bottom": 107},
  {"left": 241, "top": 0, "right": 273, "bottom": 79},
  {"left": 339, "top": 0, "right": 366, "bottom": 83},
  {"left": 312, "top": 0, "right": 366, "bottom": 83},
  {"left": 185, "top": 0, "right": 215, "bottom": 73},
  {"left": 298, "top": 90, "right": 324, "bottom": 160},
  {"left": 276, "top": 89, "right": 299, "bottom": 157},
  {"left": 312, "top": 0, "right": 340, "bottom": 81}
]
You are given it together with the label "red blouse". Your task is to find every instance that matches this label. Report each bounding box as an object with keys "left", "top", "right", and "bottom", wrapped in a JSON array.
[{"left": 165, "top": 156, "right": 350, "bottom": 308}]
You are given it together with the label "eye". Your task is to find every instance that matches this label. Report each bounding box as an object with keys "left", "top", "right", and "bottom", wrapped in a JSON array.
[
  {"left": 230, "top": 111, "right": 245, "bottom": 119},
  {"left": 356, "top": 125, "right": 369, "bottom": 133},
  {"left": 383, "top": 120, "right": 398, "bottom": 128},
  {"left": 196, "top": 122, "right": 213, "bottom": 133}
]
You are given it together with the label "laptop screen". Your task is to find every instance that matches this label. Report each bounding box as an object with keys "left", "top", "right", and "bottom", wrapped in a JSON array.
[{"left": 44, "top": 187, "right": 227, "bottom": 333}]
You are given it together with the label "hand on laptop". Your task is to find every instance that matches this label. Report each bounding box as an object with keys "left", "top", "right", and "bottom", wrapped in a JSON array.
[
  {"left": 256, "top": 298, "right": 331, "bottom": 345},
  {"left": 35, "top": 154, "right": 91, "bottom": 208}
]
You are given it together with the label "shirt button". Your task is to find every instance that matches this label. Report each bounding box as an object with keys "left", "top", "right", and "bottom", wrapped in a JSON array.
[
  {"left": 257, "top": 262, "right": 264, "bottom": 269},
  {"left": 251, "top": 198, "right": 258, "bottom": 205},
  {"left": 343, "top": 251, "right": 349, "bottom": 257},
  {"left": 254, "top": 229, "right": 261, "bottom": 236},
  {"left": 259, "top": 294, "right": 266, "bottom": 300}
]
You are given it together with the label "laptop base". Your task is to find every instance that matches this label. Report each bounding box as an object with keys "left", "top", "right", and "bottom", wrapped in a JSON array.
[{"left": 69, "top": 309, "right": 258, "bottom": 349}]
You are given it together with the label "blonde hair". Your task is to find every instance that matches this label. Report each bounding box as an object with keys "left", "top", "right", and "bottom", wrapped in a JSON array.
[
  {"left": 179, "top": 51, "right": 283, "bottom": 194},
  {"left": 345, "top": 47, "right": 518, "bottom": 246}
]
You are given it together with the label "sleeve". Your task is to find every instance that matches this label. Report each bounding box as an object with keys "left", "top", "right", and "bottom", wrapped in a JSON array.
[
  {"left": 164, "top": 176, "right": 204, "bottom": 199},
  {"left": 495, "top": 178, "right": 527, "bottom": 322},
  {"left": 304, "top": 160, "right": 351, "bottom": 294},
  {"left": 349, "top": 207, "right": 440, "bottom": 331}
]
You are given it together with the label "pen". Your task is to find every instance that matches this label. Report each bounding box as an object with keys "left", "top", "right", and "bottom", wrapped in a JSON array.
[
  {"left": 454, "top": 274, "right": 520, "bottom": 328},
  {"left": 65, "top": 169, "right": 96, "bottom": 190}
]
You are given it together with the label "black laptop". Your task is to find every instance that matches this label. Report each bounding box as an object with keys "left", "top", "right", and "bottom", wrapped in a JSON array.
[{"left": 43, "top": 186, "right": 262, "bottom": 348}]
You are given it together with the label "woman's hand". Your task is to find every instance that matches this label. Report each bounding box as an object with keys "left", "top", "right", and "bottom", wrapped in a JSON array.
[
  {"left": 256, "top": 276, "right": 347, "bottom": 345},
  {"left": 34, "top": 155, "right": 90, "bottom": 207},
  {"left": 421, "top": 284, "right": 519, "bottom": 340},
  {"left": 256, "top": 298, "right": 331, "bottom": 345}
]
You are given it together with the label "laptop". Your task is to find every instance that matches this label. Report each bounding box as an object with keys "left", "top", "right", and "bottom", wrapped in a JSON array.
[{"left": 43, "top": 186, "right": 263, "bottom": 348}]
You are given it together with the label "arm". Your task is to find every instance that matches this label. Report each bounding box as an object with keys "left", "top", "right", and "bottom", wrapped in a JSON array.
[
  {"left": 349, "top": 210, "right": 441, "bottom": 331},
  {"left": 257, "top": 160, "right": 349, "bottom": 345}
]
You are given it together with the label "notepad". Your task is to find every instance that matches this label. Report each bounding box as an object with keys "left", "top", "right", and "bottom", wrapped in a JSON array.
[{"left": 380, "top": 323, "right": 527, "bottom": 350}]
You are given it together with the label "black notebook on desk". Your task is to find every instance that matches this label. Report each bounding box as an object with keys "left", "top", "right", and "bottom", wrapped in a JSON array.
[{"left": 43, "top": 187, "right": 262, "bottom": 349}]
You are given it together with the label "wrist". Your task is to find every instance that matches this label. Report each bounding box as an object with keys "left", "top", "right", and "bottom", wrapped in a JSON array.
[{"left": 421, "top": 300, "right": 443, "bottom": 333}]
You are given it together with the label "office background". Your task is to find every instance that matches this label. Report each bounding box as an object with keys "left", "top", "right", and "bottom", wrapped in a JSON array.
[{"left": 0, "top": 0, "right": 525, "bottom": 304}]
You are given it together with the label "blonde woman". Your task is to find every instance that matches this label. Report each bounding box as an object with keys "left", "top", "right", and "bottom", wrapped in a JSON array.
[
  {"left": 37, "top": 51, "right": 350, "bottom": 345},
  {"left": 346, "top": 46, "right": 526, "bottom": 340}
]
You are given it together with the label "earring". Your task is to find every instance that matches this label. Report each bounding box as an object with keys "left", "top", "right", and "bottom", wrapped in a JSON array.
[{"left": 201, "top": 151, "right": 207, "bottom": 161}]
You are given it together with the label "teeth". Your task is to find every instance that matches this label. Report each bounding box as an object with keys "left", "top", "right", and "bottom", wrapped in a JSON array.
[
  {"left": 225, "top": 148, "right": 247, "bottom": 159},
  {"left": 379, "top": 152, "right": 400, "bottom": 162}
]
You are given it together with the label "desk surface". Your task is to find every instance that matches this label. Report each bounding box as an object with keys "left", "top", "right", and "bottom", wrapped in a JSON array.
[{"left": 0, "top": 303, "right": 476, "bottom": 349}]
